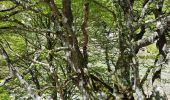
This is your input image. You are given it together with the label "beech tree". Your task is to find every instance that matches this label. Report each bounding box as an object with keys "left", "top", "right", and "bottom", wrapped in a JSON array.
[{"left": 0, "top": 0, "right": 170, "bottom": 99}]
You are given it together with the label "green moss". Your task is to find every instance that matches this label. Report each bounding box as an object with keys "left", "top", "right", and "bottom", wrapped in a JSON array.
[
  {"left": 0, "top": 66, "right": 8, "bottom": 79},
  {"left": 146, "top": 43, "right": 158, "bottom": 54},
  {"left": 0, "top": 87, "right": 11, "bottom": 100}
]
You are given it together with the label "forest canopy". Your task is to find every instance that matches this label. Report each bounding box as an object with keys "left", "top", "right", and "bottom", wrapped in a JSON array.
[{"left": 0, "top": 0, "right": 170, "bottom": 100}]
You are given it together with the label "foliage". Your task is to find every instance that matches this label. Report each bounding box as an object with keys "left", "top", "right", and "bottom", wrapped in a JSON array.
[
  {"left": 0, "top": 0, "right": 170, "bottom": 100},
  {"left": 0, "top": 87, "right": 11, "bottom": 100}
]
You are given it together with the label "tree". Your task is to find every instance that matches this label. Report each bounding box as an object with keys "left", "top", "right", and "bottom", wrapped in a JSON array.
[{"left": 0, "top": 0, "right": 170, "bottom": 99}]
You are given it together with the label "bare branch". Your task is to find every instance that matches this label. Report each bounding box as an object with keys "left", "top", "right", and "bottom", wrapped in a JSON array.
[
  {"left": 140, "top": 68, "right": 151, "bottom": 87},
  {"left": 140, "top": 0, "right": 153, "bottom": 19},
  {"left": 81, "top": 2, "right": 89, "bottom": 66},
  {"left": 0, "top": 24, "right": 55, "bottom": 34},
  {"left": 136, "top": 32, "right": 159, "bottom": 50},
  {"left": 0, "top": 75, "right": 13, "bottom": 86},
  {"left": 0, "top": 10, "right": 23, "bottom": 20},
  {"left": 145, "top": 13, "right": 170, "bottom": 25},
  {"left": 0, "top": 5, "right": 18, "bottom": 12},
  {"left": 0, "top": 44, "right": 41, "bottom": 100},
  {"left": 54, "top": 47, "right": 70, "bottom": 52}
]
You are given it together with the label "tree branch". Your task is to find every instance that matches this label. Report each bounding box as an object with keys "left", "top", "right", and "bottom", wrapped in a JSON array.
[
  {"left": 0, "top": 44, "right": 41, "bottom": 100},
  {"left": 0, "top": 75, "right": 13, "bottom": 86},
  {"left": 140, "top": 68, "right": 151, "bottom": 87},
  {"left": 81, "top": 2, "right": 89, "bottom": 66},
  {"left": 136, "top": 32, "right": 159, "bottom": 50},
  {"left": 0, "top": 5, "right": 18, "bottom": 12},
  {"left": 140, "top": 0, "right": 153, "bottom": 19},
  {"left": 0, "top": 10, "right": 23, "bottom": 20}
]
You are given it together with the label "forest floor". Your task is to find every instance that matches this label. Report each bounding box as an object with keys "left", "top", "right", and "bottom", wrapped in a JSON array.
[
  {"left": 138, "top": 47, "right": 170, "bottom": 99},
  {"left": 164, "top": 84, "right": 170, "bottom": 99},
  {"left": 162, "top": 66, "right": 170, "bottom": 99},
  {"left": 139, "top": 61, "right": 170, "bottom": 99}
]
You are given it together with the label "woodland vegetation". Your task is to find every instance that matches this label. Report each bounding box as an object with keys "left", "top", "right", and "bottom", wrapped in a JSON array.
[{"left": 0, "top": 0, "right": 170, "bottom": 100}]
